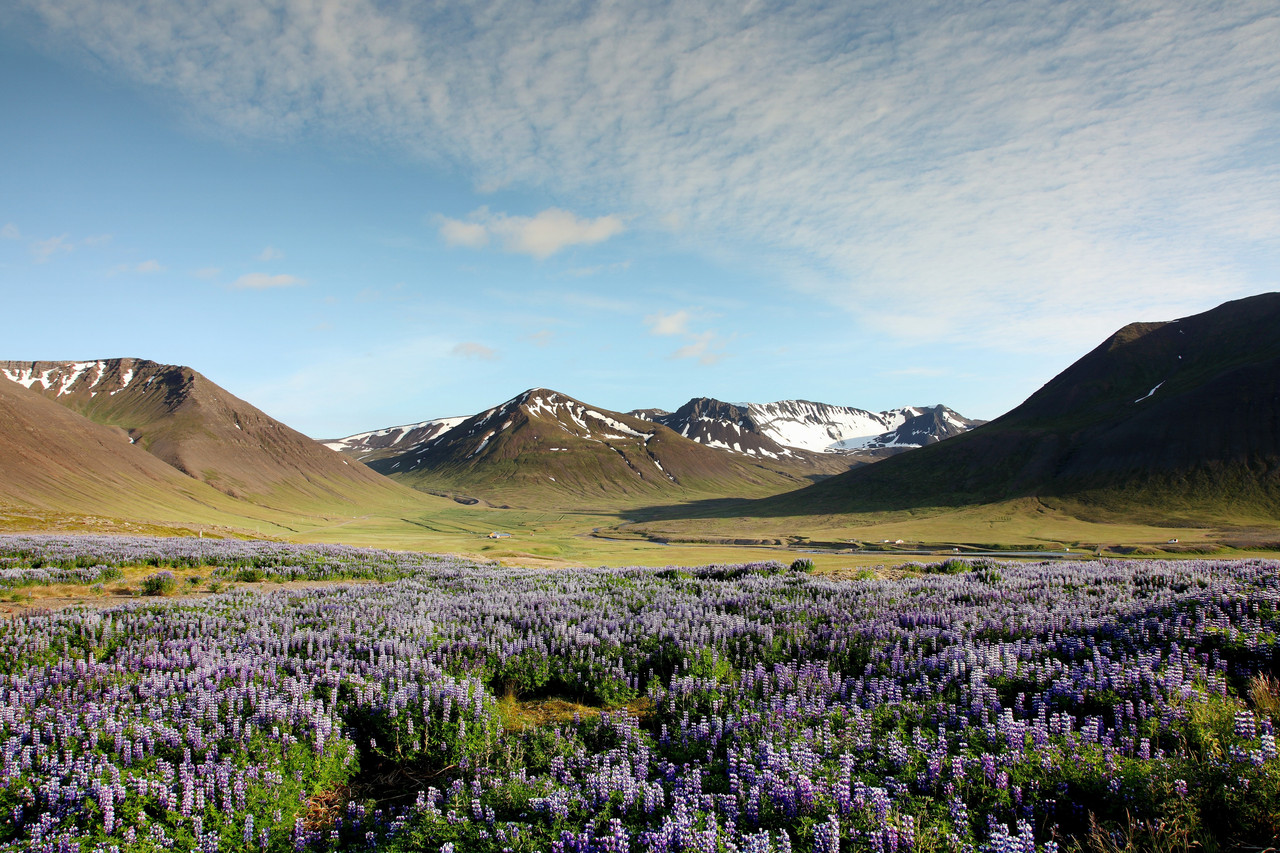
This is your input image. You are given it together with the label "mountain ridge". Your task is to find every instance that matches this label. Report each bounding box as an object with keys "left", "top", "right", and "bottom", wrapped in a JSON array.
[{"left": 634, "top": 397, "right": 981, "bottom": 457}]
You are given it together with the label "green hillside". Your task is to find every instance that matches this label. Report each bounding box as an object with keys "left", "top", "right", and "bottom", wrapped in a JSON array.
[{"left": 755, "top": 292, "right": 1280, "bottom": 520}]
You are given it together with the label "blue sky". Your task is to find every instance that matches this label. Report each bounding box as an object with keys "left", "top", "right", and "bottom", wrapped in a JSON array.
[{"left": 2, "top": 0, "right": 1277, "bottom": 438}]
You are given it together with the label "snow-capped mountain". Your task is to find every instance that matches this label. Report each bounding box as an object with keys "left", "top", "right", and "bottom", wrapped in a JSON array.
[
  {"left": 322, "top": 417, "right": 468, "bottom": 463},
  {"left": 632, "top": 398, "right": 981, "bottom": 457},
  {"left": 338, "top": 388, "right": 821, "bottom": 505}
]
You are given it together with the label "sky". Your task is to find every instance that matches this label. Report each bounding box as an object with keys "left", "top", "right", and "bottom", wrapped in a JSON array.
[{"left": 2, "top": 0, "right": 1277, "bottom": 439}]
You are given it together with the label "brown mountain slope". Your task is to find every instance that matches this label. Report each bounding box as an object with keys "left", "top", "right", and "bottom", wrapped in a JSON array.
[
  {"left": 0, "top": 377, "right": 263, "bottom": 526},
  {"left": 0, "top": 358, "right": 410, "bottom": 507}
]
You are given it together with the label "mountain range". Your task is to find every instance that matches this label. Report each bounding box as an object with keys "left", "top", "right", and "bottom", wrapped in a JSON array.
[
  {"left": 326, "top": 395, "right": 978, "bottom": 466},
  {"left": 632, "top": 398, "right": 981, "bottom": 457},
  {"left": 322, "top": 392, "right": 980, "bottom": 506},
  {"left": 329, "top": 389, "right": 837, "bottom": 505},
  {"left": 2, "top": 292, "right": 1278, "bottom": 541}
]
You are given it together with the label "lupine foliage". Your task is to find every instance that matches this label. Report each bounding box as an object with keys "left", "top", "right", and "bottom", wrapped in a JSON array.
[
  {"left": 0, "top": 535, "right": 458, "bottom": 589},
  {"left": 1, "top": 536, "right": 1278, "bottom": 852}
]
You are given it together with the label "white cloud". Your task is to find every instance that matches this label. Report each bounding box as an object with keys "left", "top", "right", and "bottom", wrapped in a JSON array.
[
  {"left": 232, "top": 272, "right": 305, "bottom": 289},
  {"left": 438, "top": 218, "right": 490, "bottom": 249},
  {"left": 111, "top": 259, "right": 165, "bottom": 274},
  {"left": 451, "top": 341, "right": 498, "bottom": 360},
  {"left": 672, "top": 331, "right": 726, "bottom": 366},
  {"left": 17, "top": 0, "right": 1280, "bottom": 351},
  {"left": 566, "top": 260, "right": 631, "bottom": 277},
  {"left": 31, "top": 234, "right": 72, "bottom": 263},
  {"left": 439, "top": 208, "right": 624, "bottom": 258},
  {"left": 646, "top": 310, "right": 691, "bottom": 337},
  {"left": 14, "top": 228, "right": 112, "bottom": 262},
  {"left": 490, "top": 209, "right": 624, "bottom": 259},
  {"left": 646, "top": 309, "right": 727, "bottom": 365},
  {"left": 256, "top": 245, "right": 284, "bottom": 261}
]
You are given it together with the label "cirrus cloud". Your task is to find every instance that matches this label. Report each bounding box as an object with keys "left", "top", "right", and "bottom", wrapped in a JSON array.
[{"left": 11, "top": 0, "right": 1280, "bottom": 355}]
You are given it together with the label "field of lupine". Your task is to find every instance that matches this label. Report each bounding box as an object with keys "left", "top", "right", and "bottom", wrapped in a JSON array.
[
  {"left": 0, "top": 535, "right": 454, "bottom": 590},
  {"left": 1, "top": 535, "right": 1278, "bottom": 852}
]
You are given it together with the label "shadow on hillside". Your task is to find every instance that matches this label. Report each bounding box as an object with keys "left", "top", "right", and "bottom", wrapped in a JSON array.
[{"left": 622, "top": 497, "right": 767, "bottom": 523}]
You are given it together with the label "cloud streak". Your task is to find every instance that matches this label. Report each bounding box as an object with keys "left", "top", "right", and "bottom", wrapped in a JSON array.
[
  {"left": 15, "top": 0, "right": 1280, "bottom": 350},
  {"left": 232, "top": 272, "right": 305, "bottom": 289},
  {"left": 439, "top": 208, "right": 625, "bottom": 258},
  {"left": 451, "top": 341, "right": 498, "bottom": 360}
]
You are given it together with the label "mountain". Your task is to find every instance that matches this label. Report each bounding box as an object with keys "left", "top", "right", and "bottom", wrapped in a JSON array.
[
  {"left": 349, "top": 388, "right": 836, "bottom": 506},
  {"left": 858, "top": 404, "right": 980, "bottom": 449},
  {"left": 0, "top": 377, "right": 270, "bottom": 529},
  {"left": 760, "top": 293, "right": 1280, "bottom": 519},
  {"left": 632, "top": 398, "right": 981, "bottom": 456},
  {"left": 1, "top": 358, "right": 408, "bottom": 506},
  {"left": 323, "top": 417, "right": 469, "bottom": 463}
]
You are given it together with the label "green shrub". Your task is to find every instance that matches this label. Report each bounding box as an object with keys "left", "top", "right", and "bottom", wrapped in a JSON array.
[{"left": 140, "top": 571, "right": 177, "bottom": 596}]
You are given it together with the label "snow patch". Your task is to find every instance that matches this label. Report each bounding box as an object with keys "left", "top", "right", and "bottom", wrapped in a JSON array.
[
  {"left": 1134, "top": 381, "right": 1165, "bottom": 403},
  {"left": 57, "top": 362, "right": 96, "bottom": 396},
  {"left": 2, "top": 368, "right": 37, "bottom": 389},
  {"left": 111, "top": 368, "right": 135, "bottom": 395},
  {"left": 748, "top": 400, "right": 908, "bottom": 453},
  {"left": 469, "top": 431, "right": 495, "bottom": 457},
  {"left": 88, "top": 361, "right": 106, "bottom": 389}
]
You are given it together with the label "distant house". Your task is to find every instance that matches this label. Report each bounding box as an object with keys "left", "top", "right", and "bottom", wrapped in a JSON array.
[
  {"left": 1167, "top": 538, "right": 1179, "bottom": 544},
  {"left": 488, "top": 531, "right": 511, "bottom": 539}
]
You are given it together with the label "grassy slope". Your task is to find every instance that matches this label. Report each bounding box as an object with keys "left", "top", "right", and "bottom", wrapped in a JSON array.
[{"left": 0, "top": 374, "right": 462, "bottom": 540}]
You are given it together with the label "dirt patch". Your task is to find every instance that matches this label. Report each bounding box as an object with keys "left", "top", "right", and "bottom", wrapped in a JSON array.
[{"left": 0, "top": 577, "right": 380, "bottom": 618}]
